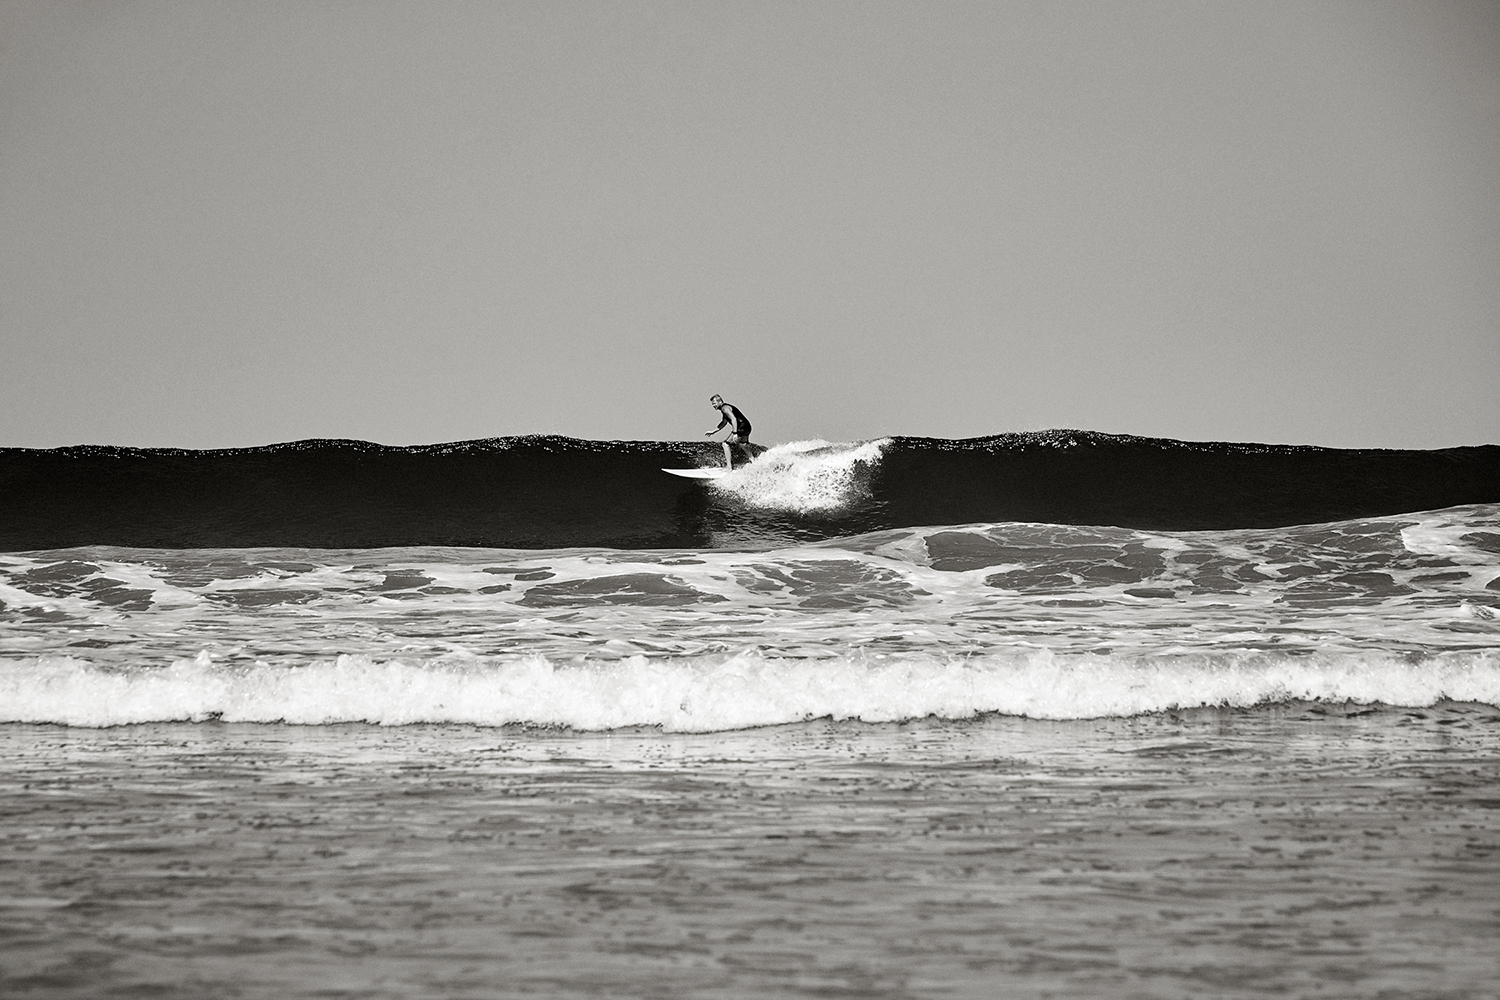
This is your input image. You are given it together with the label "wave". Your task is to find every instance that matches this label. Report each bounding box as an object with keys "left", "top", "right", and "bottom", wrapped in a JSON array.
[
  {"left": 4, "top": 504, "right": 1495, "bottom": 731},
  {"left": 4, "top": 505, "right": 1497, "bottom": 661},
  {"left": 2, "top": 431, "right": 1498, "bottom": 549},
  {"left": 706, "top": 439, "right": 886, "bottom": 513},
  {"left": 4, "top": 648, "right": 1497, "bottom": 731}
]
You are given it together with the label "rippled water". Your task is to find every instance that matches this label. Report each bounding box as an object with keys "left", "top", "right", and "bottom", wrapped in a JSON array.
[{"left": 3, "top": 705, "right": 1498, "bottom": 999}]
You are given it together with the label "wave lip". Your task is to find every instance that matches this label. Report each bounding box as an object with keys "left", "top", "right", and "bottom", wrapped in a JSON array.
[{"left": 4, "top": 649, "right": 1498, "bottom": 732}]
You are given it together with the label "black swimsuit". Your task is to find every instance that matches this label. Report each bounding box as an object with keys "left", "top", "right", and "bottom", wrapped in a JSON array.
[{"left": 719, "top": 405, "right": 750, "bottom": 438}]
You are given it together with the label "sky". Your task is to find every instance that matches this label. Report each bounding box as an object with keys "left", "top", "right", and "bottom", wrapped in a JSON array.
[{"left": 1, "top": 1, "right": 1497, "bottom": 451}]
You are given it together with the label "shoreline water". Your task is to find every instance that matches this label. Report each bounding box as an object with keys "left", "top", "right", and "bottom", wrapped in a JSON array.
[{"left": 4, "top": 703, "right": 1498, "bottom": 999}]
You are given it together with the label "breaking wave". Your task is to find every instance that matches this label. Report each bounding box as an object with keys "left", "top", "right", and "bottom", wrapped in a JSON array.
[
  {"left": 707, "top": 439, "right": 886, "bottom": 513},
  {"left": 5, "top": 648, "right": 1498, "bottom": 732}
]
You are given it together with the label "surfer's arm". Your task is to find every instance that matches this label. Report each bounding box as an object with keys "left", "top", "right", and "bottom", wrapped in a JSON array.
[{"left": 706, "top": 409, "right": 731, "bottom": 435}]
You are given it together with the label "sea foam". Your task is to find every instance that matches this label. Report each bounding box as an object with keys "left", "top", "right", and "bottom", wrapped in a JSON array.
[
  {"left": 4, "top": 649, "right": 1497, "bottom": 732},
  {"left": 712, "top": 439, "right": 888, "bottom": 513}
]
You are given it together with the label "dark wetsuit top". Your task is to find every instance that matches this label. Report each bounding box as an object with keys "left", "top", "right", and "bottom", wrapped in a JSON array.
[{"left": 714, "top": 404, "right": 751, "bottom": 439}]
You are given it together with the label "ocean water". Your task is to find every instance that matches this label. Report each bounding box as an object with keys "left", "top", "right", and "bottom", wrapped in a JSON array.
[
  {"left": 5, "top": 431, "right": 1499, "bottom": 549},
  {"left": 3, "top": 437, "right": 1499, "bottom": 997}
]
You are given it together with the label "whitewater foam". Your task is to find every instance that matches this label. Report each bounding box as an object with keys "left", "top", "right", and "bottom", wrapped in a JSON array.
[
  {"left": 4, "top": 648, "right": 1498, "bottom": 732},
  {"left": 4, "top": 505, "right": 1497, "bottom": 730},
  {"left": 711, "top": 439, "right": 888, "bottom": 513}
]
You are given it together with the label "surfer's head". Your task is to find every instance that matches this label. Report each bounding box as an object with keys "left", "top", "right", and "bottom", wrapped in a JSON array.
[{"left": 709, "top": 394, "right": 723, "bottom": 407}]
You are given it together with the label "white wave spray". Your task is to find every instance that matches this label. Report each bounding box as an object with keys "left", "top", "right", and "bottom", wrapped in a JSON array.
[
  {"left": 711, "top": 439, "right": 888, "bottom": 512},
  {"left": 4, "top": 648, "right": 1498, "bottom": 732}
]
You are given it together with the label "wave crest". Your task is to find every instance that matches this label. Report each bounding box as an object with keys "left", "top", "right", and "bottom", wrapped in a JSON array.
[{"left": 5, "top": 648, "right": 1497, "bottom": 732}]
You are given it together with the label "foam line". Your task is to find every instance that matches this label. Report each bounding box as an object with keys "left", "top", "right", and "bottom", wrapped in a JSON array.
[{"left": 4, "top": 649, "right": 1497, "bottom": 731}]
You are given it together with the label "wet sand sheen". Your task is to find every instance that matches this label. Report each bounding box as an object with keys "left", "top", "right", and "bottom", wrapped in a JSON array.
[{"left": 2, "top": 704, "right": 1498, "bottom": 999}]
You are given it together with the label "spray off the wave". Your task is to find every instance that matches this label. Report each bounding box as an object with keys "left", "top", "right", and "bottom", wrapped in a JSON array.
[{"left": 705, "top": 439, "right": 887, "bottom": 513}]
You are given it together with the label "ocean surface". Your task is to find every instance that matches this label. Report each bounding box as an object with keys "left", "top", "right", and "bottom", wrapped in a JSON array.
[
  {"left": 4, "top": 431, "right": 1498, "bottom": 549},
  {"left": 3, "top": 433, "right": 1499, "bottom": 997}
]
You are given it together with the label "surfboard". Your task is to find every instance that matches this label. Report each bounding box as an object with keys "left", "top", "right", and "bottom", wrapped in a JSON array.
[{"left": 662, "top": 467, "right": 729, "bottom": 479}]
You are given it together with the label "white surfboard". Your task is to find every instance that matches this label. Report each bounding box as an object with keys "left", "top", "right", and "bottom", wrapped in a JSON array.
[{"left": 662, "top": 467, "right": 729, "bottom": 479}]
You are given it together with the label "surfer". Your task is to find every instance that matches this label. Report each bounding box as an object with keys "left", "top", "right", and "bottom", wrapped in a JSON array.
[{"left": 706, "top": 394, "right": 752, "bottom": 469}]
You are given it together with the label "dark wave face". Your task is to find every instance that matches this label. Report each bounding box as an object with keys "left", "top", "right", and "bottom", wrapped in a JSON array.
[{"left": 2, "top": 432, "right": 1497, "bottom": 550}]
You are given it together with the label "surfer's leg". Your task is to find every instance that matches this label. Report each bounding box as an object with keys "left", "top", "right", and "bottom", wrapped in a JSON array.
[{"left": 725, "top": 433, "right": 748, "bottom": 469}]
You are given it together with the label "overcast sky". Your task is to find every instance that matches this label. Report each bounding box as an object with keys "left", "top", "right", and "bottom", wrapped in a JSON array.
[{"left": 2, "top": 1, "right": 1497, "bottom": 450}]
